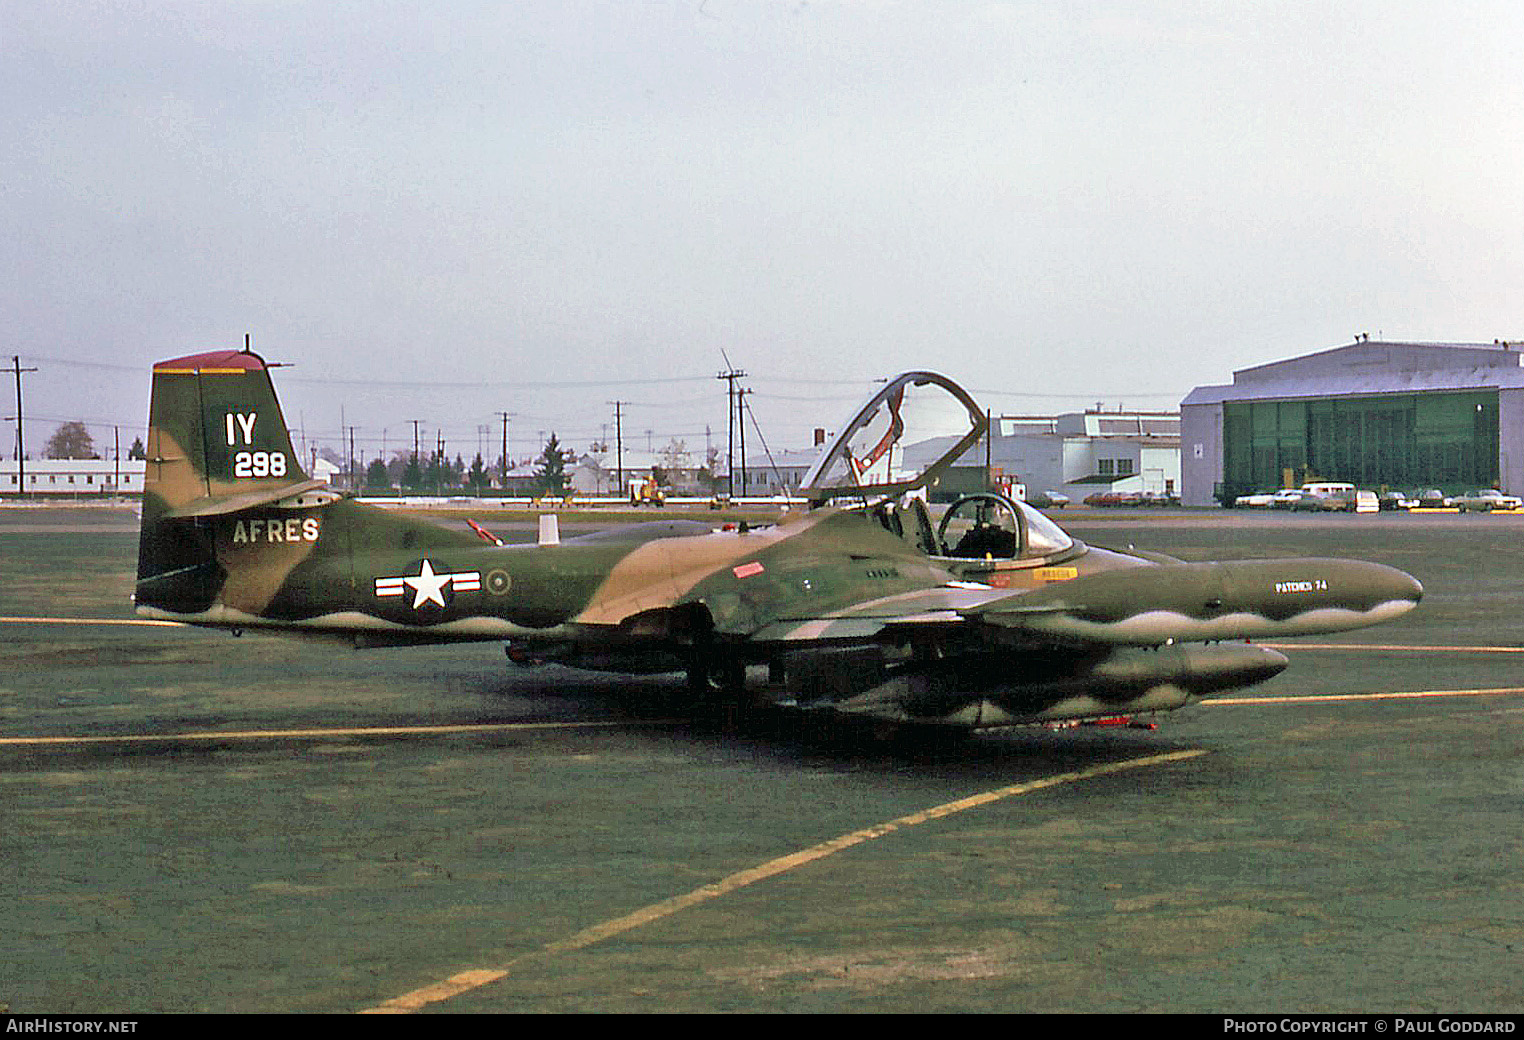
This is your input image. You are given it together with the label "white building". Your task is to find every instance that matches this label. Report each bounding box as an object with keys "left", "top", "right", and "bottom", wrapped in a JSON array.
[
  {"left": 909, "top": 410, "right": 1181, "bottom": 501},
  {"left": 2, "top": 459, "right": 148, "bottom": 496},
  {"left": 712, "top": 448, "right": 821, "bottom": 497}
]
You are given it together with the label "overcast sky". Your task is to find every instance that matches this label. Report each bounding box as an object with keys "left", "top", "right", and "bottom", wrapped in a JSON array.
[{"left": 5, "top": 0, "right": 1522, "bottom": 465}]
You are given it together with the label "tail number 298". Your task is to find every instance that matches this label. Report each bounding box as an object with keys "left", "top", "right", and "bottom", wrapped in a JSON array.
[{"left": 234, "top": 451, "right": 287, "bottom": 478}]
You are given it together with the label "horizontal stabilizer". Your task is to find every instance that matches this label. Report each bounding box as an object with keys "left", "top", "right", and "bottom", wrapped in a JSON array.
[{"left": 167, "top": 478, "right": 330, "bottom": 518}]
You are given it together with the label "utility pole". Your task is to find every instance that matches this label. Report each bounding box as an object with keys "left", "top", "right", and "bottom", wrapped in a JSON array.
[
  {"left": 496, "top": 412, "right": 513, "bottom": 489},
  {"left": 404, "top": 419, "right": 423, "bottom": 491},
  {"left": 716, "top": 364, "right": 746, "bottom": 496},
  {"left": 984, "top": 409, "right": 992, "bottom": 492},
  {"left": 737, "top": 385, "right": 753, "bottom": 497},
  {"left": 609, "top": 401, "right": 625, "bottom": 496},
  {"left": 7, "top": 356, "right": 38, "bottom": 498},
  {"left": 347, "top": 426, "right": 357, "bottom": 490}
]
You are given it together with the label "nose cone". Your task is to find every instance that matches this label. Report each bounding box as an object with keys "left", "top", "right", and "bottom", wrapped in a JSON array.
[
  {"left": 1366, "top": 562, "right": 1423, "bottom": 613},
  {"left": 1308, "top": 559, "right": 1423, "bottom": 630}
]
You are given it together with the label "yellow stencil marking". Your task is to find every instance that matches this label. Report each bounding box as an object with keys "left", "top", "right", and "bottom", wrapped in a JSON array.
[
  {"left": 1263, "top": 642, "right": 1524, "bottom": 654},
  {"left": 1208, "top": 687, "right": 1524, "bottom": 705},
  {"left": 359, "top": 748, "right": 1207, "bottom": 1014},
  {"left": 0, "top": 615, "right": 182, "bottom": 627},
  {"left": 0, "top": 721, "right": 667, "bottom": 748}
]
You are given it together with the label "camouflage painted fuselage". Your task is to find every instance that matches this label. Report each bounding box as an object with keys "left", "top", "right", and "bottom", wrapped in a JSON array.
[{"left": 134, "top": 351, "right": 1423, "bottom": 727}]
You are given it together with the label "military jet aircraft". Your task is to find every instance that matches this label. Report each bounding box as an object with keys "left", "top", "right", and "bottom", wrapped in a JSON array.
[{"left": 135, "top": 351, "right": 1422, "bottom": 728}]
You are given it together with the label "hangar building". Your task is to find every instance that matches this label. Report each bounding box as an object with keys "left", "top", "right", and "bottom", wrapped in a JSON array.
[{"left": 1181, "top": 340, "right": 1524, "bottom": 506}]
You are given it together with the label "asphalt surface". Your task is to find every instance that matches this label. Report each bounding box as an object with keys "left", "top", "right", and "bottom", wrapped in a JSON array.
[{"left": 3, "top": 505, "right": 1522, "bottom": 1013}]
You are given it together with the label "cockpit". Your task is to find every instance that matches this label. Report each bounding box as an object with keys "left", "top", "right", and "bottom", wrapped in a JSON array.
[
  {"left": 871, "top": 492, "right": 1075, "bottom": 565},
  {"left": 934, "top": 492, "right": 1074, "bottom": 561},
  {"left": 802, "top": 371, "right": 1080, "bottom": 570}
]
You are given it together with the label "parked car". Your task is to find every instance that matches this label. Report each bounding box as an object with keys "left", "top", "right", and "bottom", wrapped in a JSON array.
[
  {"left": 1453, "top": 489, "right": 1524, "bottom": 512},
  {"left": 1353, "top": 490, "right": 1380, "bottom": 513},
  {"left": 1414, "top": 489, "right": 1452, "bottom": 509},
  {"left": 1234, "top": 490, "right": 1278, "bottom": 508},
  {"left": 1083, "top": 491, "right": 1139, "bottom": 507},
  {"left": 1025, "top": 490, "right": 1069, "bottom": 509},
  {"left": 1293, "top": 491, "right": 1353, "bottom": 512},
  {"left": 1270, "top": 489, "right": 1305, "bottom": 509},
  {"left": 1378, "top": 491, "right": 1417, "bottom": 511}
]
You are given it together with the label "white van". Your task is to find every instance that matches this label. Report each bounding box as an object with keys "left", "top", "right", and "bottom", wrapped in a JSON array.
[{"left": 1301, "top": 482, "right": 1355, "bottom": 497}]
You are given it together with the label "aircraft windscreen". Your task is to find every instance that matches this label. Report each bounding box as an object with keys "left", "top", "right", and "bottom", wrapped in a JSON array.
[
  {"left": 802, "top": 373, "right": 985, "bottom": 501},
  {"left": 939, "top": 494, "right": 1074, "bottom": 561},
  {"left": 1017, "top": 499, "right": 1073, "bottom": 557}
]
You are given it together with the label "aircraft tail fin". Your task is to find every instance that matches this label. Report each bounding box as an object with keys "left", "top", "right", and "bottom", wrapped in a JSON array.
[
  {"left": 136, "top": 348, "right": 327, "bottom": 615},
  {"left": 141, "top": 349, "right": 318, "bottom": 515}
]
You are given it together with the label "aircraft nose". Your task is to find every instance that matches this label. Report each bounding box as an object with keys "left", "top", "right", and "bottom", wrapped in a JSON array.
[
  {"left": 1375, "top": 563, "right": 1423, "bottom": 605},
  {"left": 1354, "top": 561, "right": 1422, "bottom": 619},
  {"left": 1401, "top": 570, "right": 1423, "bottom": 604}
]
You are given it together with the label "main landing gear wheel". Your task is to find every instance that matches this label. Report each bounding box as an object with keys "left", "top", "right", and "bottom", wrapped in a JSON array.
[{"left": 685, "top": 652, "right": 751, "bottom": 728}]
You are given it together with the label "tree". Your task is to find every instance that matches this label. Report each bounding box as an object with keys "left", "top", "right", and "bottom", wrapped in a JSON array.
[
  {"left": 385, "top": 450, "right": 412, "bottom": 488},
  {"left": 659, "top": 437, "right": 690, "bottom": 471},
  {"left": 127, "top": 437, "right": 146, "bottom": 461},
  {"left": 467, "top": 453, "right": 491, "bottom": 494},
  {"left": 697, "top": 445, "right": 721, "bottom": 492},
  {"left": 401, "top": 454, "right": 423, "bottom": 491},
  {"left": 364, "top": 459, "right": 391, "bottom": 492},
  {"left": 424, "top": 451, "right": 445, "bottom": 493},
  {"left": 534, "top": 433, "right": 573, "bottom": 496},
  {"left": 45, "top": 421, "right": 96, "bottom": 459}
]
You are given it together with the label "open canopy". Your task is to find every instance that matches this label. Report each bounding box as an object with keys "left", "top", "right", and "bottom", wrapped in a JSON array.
[{"left": 800, "top": 371, "right": 987, "bottom": 504}]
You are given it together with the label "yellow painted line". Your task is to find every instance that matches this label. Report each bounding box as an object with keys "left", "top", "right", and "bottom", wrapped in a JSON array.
[
  {"left": 0, "top": 615, "right": 183, "bottom": 627},
  {"left": 1208, "top": 687, "right": 1524, "bottom": 706},
  {"left": 359, "top": 748, "right": 1207, "bottom": 1014},
  {"left": 0, "top": 720, "right": 671, "bottom": 748},
  {"left": 1263, "top": 642, "right": 1524, "bottom": 654}
]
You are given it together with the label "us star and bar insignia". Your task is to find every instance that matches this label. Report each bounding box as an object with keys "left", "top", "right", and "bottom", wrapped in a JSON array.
[{"left": 375, "top": 560, "right": 482, "bottom": 609}]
